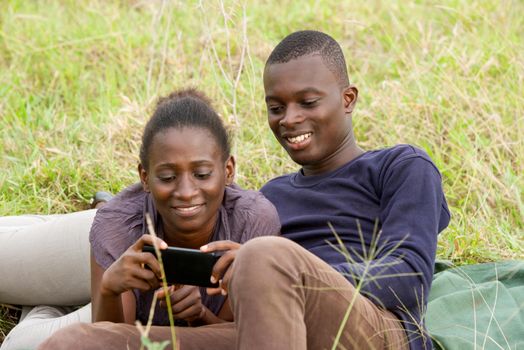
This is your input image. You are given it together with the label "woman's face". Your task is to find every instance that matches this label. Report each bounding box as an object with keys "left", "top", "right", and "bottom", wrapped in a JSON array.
[{"left": 139, "top": 127, "right": 234, "bottom": 243}]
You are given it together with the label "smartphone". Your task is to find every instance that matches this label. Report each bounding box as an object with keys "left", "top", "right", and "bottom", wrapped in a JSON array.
[{"left": 142, "top": 245, "right": 220, "bottom": 288}]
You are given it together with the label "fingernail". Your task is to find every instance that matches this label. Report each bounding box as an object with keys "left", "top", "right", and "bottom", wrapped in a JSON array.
[
  {"left": 210, "top": 276, "right": 216, "bottom": 284},
  {"left": 201, "top": 244, "right": 208, "bottom": 251}
]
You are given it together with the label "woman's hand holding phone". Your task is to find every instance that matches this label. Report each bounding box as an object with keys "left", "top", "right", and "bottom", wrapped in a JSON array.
[
  {"left": 156, "top": 285, "right": 206, "bottom": 323},
  {"left": 200, "top": 240, "right": 242, "bottom": 296},
  {"left": 100, "top": 234, "right": 168, "bottom": 297}
]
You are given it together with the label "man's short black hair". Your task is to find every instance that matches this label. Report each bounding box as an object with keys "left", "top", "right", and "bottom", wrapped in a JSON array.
[{"left": 265, "top": 30, "right": 350, "bottom": 88}]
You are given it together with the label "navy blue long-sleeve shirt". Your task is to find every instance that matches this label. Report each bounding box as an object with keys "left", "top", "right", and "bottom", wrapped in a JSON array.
[{"left": 260, "top": 144, "right": 450, "bottom": 350}]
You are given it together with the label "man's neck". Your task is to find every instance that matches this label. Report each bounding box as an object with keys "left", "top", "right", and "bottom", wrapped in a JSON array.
[{"left": 302, "top": 134, "right": 363, "bottom": 176}]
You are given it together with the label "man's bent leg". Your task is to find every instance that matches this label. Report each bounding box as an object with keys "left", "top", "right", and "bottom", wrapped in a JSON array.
[
  {"left": 229, "top": 236, "right": 408, "bottom": 350},
  {"left": 38, "top": 322, "right": 236, "bottom": 350}
]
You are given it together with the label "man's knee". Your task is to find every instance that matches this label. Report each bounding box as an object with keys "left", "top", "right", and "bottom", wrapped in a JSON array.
[
  {"left": 236, "top": 236, "right": 297, "bottom": 265},
  {"left": 231, "top": 237, "right": 300, "bottom": 292}
]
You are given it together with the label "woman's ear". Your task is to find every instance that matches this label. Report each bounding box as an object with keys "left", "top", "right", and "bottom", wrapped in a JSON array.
[
  {"left": 138, "top": 163, "right": 150, "bottom": 192},
  {"left": 224, "top": 156, "right": 236, "bottom": 186},
  {"left": 343, "top": 85, "right": 358, "bottom": 115}
]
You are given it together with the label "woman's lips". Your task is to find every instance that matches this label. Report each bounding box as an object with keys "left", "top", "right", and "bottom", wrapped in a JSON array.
[{"left": 172, "top": 204, "right": 204, "bottom": 217}]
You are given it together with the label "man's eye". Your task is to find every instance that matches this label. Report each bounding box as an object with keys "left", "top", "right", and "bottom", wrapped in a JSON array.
[
  {"left": 302, "top": 99, "right": 318, "bottom": 107},
  {"left": 268, "top": 105, "right": 283, "bottom": 114},
  {"left": 159, "top": 176, "right": 176, "bottom": 182}
]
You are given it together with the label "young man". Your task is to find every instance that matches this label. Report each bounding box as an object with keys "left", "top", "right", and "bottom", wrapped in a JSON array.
[
  {"left": 39, "top": 30, "right": 449, "bottom": 350},
  {"left": 253, "top": 30, "right": 450, "bottom": 349}
]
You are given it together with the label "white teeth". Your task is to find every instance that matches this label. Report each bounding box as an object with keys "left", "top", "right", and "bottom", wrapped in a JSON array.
[{"left": 287, "top": 133, "right": 312, "bottom": 144}]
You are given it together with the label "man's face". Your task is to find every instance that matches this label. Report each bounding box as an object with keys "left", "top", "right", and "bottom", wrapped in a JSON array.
[{"left": 263, "top": 54, "right": 356, "bottom": 169}]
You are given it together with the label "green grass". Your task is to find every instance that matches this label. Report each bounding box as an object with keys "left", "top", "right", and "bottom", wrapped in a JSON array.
[
  {"left": 1, "top": 0, "right": 523, "bottom": 342},
  {"left": 0, "top": 305, "right": 18, "bottom": 341}
]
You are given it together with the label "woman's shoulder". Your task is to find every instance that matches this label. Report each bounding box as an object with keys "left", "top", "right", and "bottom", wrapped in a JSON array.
[
  {"left": 103, "top": 183, "right": 147, "bottom": 211},
  {"left": 89, "top": 183, "right": 147, "bottom": 269},
  {"left": 223, "top": 183, "right": 272, "bottom": 210},
  {"left": 220, "top": 183, "right": 280, "bottom": 242},
  {"left": 91, "top": 183, "right": 147, "bottom": 223}
]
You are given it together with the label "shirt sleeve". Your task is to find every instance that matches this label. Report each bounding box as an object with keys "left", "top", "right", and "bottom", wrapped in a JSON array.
[
  {"left": 90, "top": 207, "right": 121, "bottom": 269},
  {"left": 240, "top": 192, "right": 281, "bottom": 243},
  {"left": 89, "top": 186, "right": 145, "bottom": 270},
  {"left": 333, "top": 155, "right": 450, "bottom": 312}
]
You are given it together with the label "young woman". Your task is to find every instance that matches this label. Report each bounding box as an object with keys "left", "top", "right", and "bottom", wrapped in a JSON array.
[
  {"left": 0, "top": 89, "right": 280, "bottom": 349},
  {"left": 90, "top": 89, "right": 280, "bottom": 326}
]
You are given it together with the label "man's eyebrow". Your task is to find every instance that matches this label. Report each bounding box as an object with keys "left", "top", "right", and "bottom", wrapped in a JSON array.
[
  {"left": 265, "top": 95, "right": 277, "bottom": 103},
  {"left": 265, "top": 87, "right": 323, "bottom": 102},
  {"left": 294, "top": 87, "right": 323, "bottom": 96}
]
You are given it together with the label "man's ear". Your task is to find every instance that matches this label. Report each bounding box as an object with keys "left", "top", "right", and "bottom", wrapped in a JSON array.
[
  {"left": 224, "top": 156, "right": 236, "bottom": 186},
  {"left": 138, "top": 163, "right": 150, "bottom": 192},
  {"left": 343, "top": 85, "right": 358, "bottom": 115}
]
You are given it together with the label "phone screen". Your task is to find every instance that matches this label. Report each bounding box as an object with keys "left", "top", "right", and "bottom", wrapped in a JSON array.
[{"left": 143, "top": 245, "right": 219, "bottom": 288}]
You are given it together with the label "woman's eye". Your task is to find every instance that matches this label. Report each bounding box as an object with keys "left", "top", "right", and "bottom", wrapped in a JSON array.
[{"left": 194, "top": 172, "right": 212, "bottom": 179}]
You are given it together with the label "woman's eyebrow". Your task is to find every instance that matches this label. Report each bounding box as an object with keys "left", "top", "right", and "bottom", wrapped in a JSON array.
[
  {"left": 190, "top": 160, "right": 214, "bottom": 166},
  {"left": 156, "top": 160, "right": 214, "bottom": 168}
]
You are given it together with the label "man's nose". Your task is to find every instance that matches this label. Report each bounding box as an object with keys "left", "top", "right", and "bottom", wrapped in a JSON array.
[{"left": 279, "top": 104, "right": 304, "bottom": 127}]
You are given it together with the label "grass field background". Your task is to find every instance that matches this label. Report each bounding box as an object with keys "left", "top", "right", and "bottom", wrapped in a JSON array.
[{"left": 1, "top": 0, "right": 523, "bottom": 342}]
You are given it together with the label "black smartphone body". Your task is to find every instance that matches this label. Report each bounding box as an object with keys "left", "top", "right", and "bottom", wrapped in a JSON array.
[{"left": 142, "top": 245, "right": 220, "bottom": 288}]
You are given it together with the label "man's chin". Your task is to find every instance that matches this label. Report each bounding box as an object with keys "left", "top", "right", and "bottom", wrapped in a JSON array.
[{"left": 287, "top": 151, "right": 315, "bottom": 167}]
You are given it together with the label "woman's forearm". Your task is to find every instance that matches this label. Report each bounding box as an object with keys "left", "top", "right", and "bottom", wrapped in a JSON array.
[
  {"left": 92, "top": 289, "right": 126, "bottom": 323},
  {"left": 90, "top": 251, "right": 137, "bottom": 323}
]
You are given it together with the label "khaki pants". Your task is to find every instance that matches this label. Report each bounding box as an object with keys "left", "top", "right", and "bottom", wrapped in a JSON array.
[
  {"left": 39, "top": 236, "right": 408, "bottom": 350},
  {"left": 0, "top": 210, "right": 95, "bottom": 350}
]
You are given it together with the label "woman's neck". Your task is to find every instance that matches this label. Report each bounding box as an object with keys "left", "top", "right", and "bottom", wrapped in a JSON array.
[{"left": 162, "top": 221, "right": 216, "bottom": 249}]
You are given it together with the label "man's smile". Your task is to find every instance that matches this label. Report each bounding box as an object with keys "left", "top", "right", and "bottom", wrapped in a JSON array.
[
  {"left": 285, "top": 132, "right": 312, "bottom": 144},
  {"left": 282, "top": 132, "right": 313, "bottom": 151}
]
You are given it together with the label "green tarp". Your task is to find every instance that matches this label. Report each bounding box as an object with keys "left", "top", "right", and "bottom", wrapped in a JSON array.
[{"left": 427, "top": 261, "right": 524, "bottom": 350}]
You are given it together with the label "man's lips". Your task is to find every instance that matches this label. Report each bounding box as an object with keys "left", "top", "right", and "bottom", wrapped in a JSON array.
[
  {"left": 282, "top": 132, "right": 312, "bottom": 150},
  {"left": 285, "top": 132, "right": 312, "bottom": 144}
]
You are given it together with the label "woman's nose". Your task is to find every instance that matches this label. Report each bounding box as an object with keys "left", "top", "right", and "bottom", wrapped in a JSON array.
[{"left": 173, "top": 175, "right": 197, "bottom": 200}]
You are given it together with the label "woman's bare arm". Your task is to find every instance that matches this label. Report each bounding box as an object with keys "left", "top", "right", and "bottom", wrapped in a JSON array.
[{"left": 90, "top": 251, "right": 137, "bottom": 323}]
